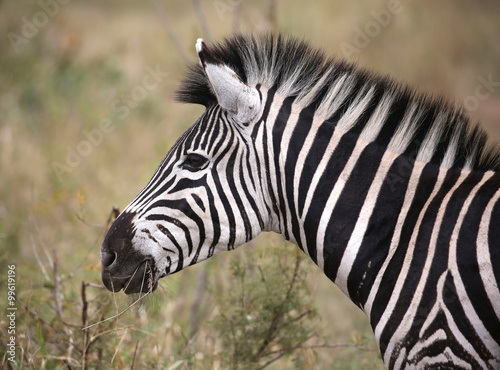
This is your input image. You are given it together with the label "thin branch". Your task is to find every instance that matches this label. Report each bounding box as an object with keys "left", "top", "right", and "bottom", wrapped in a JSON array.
[
  {"left": 232, "top": 2, "right": 242, "bottom": 32},
  {"left": 258, "top": 340, "right": 373, "bottom": 370},
  {"left": 84, "top": 282, "right": 105, "bottom": 289},
  {"left": 254, "top": 249, "right": 302, "bottom": 361},
  {"left": 29, "top": 231, "right": 50, "bottom": 281},
  {"left": 154, "top": 2, "right": 191, "bottom": 63},
  {"left": 192, "top": 0, "right": 213, "bottom": 43},
  {"left": 17, "top": 298, "right": 59, "bottom": 330},
  {"left": 52, "top": 250, "right": 64, "bottom": 319},
  {"left": 189, "top": 266, "right": 208, "bottom": 336},
  {"left": 88, "top": 326, "right": 133, "bottom": 343},
  {"left": 75, "top": 213, "right": 106, "bottom": 229},
  {"left": 267, "top": 0, "right": 277, "bottom": 32},
  {"left": 82, "top": 262, "right": 153, "bottom": 330},
  {"left": 131, "top": 341, "right": 140, "bottom": 370},
  {"left": 81, "top": 282, "right": 89, "bottom": 370},
  {"left": 105, "top": 207, "right": 120, "bottom": 230},
  {"left": 111, "top": 328, "right": 128, "bottom": 365},
  {"left": 45, "top": 355, "right": 80, "bottom": 365}
]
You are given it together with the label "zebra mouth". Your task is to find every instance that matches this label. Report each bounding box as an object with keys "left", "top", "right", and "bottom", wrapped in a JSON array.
[{"left": 102, "top": 259, "right": 158, "bottom": 294}]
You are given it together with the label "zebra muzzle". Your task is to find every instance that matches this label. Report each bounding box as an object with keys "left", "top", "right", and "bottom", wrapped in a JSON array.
[{"left": 101, "top": 258, "right": 157, "bottom": 294}]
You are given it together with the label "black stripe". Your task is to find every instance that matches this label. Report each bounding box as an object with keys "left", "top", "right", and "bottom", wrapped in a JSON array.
[
  {"left": 489, "top": 196, "right": 500, "bottom": 298},
  {"left": 205, "top": 185, "right": 221, "bottom": 259},
  {"left": 284, "top": 104, "right": 315, "bottom": 254},
  {"left": 256, "top": 86, "right": 277, "bottom": 219},
  {"left": 271, "top": 96, "right": 294, "bottom": 239},
  {"left": 239, "top": 144, "right": 265, "bottom": 231},
  {"left": 349, "top": 153, "right": 416, "bottom": 308},
  {"left": 225, "top": 141, "right": 252, "bottom": 243},
  {"left": 303, "top": 127, "right": 358, "bottom": 273},
  {"left": 323, "top": 141, "right": 386, "bottom": 284},
  {"left": 211, "top": 122, "right": 238, "bottom": 249},
  {"left": 156, "top": 224, "right": 184, "bottom": 274},
  {"left": 371, "top": 161, "right": 438, "bottom": 332},
  {"left": 457, "top": 171, "right": 500, "bottom": 345},
  {"left": 297, "top": 118, "right": 335, "bottom": 218}
]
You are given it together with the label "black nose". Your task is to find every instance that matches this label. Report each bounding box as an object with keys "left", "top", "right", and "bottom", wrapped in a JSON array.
[
  {"left": 101, "top": 211, "right": 137, "bottom": 291},
  {"left": 101, "top": 250, "right": 117, "bottom": 269}
]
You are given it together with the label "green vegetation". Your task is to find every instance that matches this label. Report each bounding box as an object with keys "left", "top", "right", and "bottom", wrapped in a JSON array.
[{"left": 1, "top": 1, "right": 499, "bottom": 369}]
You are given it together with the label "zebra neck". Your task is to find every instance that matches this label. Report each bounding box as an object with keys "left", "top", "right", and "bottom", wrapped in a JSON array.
[{"left": 262, "top": 93, "right": 499, "bottom": 309}]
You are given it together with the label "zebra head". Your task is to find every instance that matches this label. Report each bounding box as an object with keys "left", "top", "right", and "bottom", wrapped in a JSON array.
[{"left": 101, "top": 39, "right": 269, "bottom": 294}]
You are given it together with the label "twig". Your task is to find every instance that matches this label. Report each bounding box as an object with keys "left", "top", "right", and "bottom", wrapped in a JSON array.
[
  {"left": 189, "top": 266, "right": 208, "bottom": 336},
  {"left": 192, "top": 0, "right": 213, "bottom": 43},
  {"left": 131, "top": 341, "right": 140, "bottom": 370},
  {"left": 267, "top": 0, "right": 277, "bottom": 32},
  {"left": 30, "top": 231, "right": 50, "bottom": 281},
  {"left": 254, "top": 249, "right": 302, "bottom": 361},
  {"left": 105, "top": 207, "right": 120, "bottom": 230},
  {"left": 88, "top": 326, "right": 133, "bottom": 343},
  {"left": 81, "top": 282, "right": 89, "bottom": 370},
  {"left": 84, "top": 282, "right": 105, "bottom": 289},
  {"left": 52, "top": 250, "right": 64, "bottom": 320},
  {"left": 17, "top": 297, "right": 84, "bottom": 358},
  {"left": 83, "top": 263, "right": 153, "bottom": 330},
  {"left": 232, "top": 2, "right": 242, "bottom": 32},
  {"left": 111, "top": 328, "right": 128, "bottom": 365},
  {"left": 154, "top": 2, "right": 191, "bottom": 63},
  {"left": 75, "top": 213, "right": 106, "bottom": 229},
  {"left": 45, "top": 355, "right": 80, "bottom": 365},
  {"left": 109, "top": 271, "right": 120, "bottom": 318},
  {"left": 17, "top": 298, "right": 58, "bottom": 330}
]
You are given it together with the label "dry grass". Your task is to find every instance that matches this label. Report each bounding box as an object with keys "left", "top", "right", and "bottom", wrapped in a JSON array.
[{"left": 1, "top": 0, "right": 499, "bottom": 368}]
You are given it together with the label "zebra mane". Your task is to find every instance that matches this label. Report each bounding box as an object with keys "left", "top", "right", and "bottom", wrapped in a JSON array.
[{"left": 176, "top": 33, "right": 500, "bottom": 172}]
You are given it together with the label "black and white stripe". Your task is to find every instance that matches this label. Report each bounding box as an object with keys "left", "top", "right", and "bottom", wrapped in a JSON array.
[{"left": 101, "top": 34, "right": 500, "bottom": 369}]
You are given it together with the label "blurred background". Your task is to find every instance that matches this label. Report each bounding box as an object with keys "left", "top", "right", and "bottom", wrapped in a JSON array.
[{"left": 1, "top": 0, "right": 499, "bottom": 368}]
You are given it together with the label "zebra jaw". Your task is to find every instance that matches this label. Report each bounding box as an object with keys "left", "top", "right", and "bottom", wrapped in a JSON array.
[{"left": 196, "top": 38, "right": 261, "bottom": 126}]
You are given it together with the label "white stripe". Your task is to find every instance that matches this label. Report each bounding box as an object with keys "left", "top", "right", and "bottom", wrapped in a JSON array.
[
  {"left": 364, "top": 161, "right": 426, "bottom": 317},
  {"left": 387, "top": 103, "right": 422, "bottom": 154},
  {"left": 265, "top": 94, "right": 286, "bottom": 232},
  {"left": 359, "top": 92, "right": 393, "bottom": 142},
  {"left": 424, "top": 270, "right": 487, "bottom": 369},
  {"left": 418, "top": 347, "right": 473, "bottom": 369},
  {"left": 380, "top": 166, "right": 448, "bottom": 363},
  {"left": 477, "top": 186, "right": 500, "bottom": 321},
  {"left": 400, "top": 171, "right": 469, "bottom": 338},
  {"left": 447, "top": 172, "right": 499, "bottom": 359},
  {"left": 416, "top": 111, "right": 448, "bottom": 163},
  {"left": 335, "top": 149, "right": 400, "bottom": 296},
  {"left": 337, "top": 85, "right": 375, "bottom": 132},
  {"left": 315, "top": 139, "right": 371, "bottom": 270},
  {"left": 407, "top": 329, "right": 447, "bottom": 361},
  {"left": 315, "top": 74, "right": 354, "bottom": 118},
  {"left": 296, "top": 66, "right": 335, "bottom": 107},
  {"left": 293, "top": 115, "right": 325, "bottom": 248},
  {"left": 278, "top": 103, "right": 303, "bottom": 245}
]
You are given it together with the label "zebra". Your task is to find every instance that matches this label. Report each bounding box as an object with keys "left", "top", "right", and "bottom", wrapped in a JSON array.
[{"left": 100, "top": 34, "right": 500, "bottom": 369}]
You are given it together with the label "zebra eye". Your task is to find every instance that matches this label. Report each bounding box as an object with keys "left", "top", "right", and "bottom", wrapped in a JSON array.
[{"left": 182, "top": 153, "right": 208, "bottom": 171}]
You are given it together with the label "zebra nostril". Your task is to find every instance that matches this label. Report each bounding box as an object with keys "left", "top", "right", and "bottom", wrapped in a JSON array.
[{"left": 101, "top": 251, "right": 117, "bottom": 269}]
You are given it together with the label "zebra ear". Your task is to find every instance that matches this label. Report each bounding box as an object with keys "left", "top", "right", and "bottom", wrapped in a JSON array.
[{"left": 196, "top": 39, "right": 260, "bottom": 126}]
